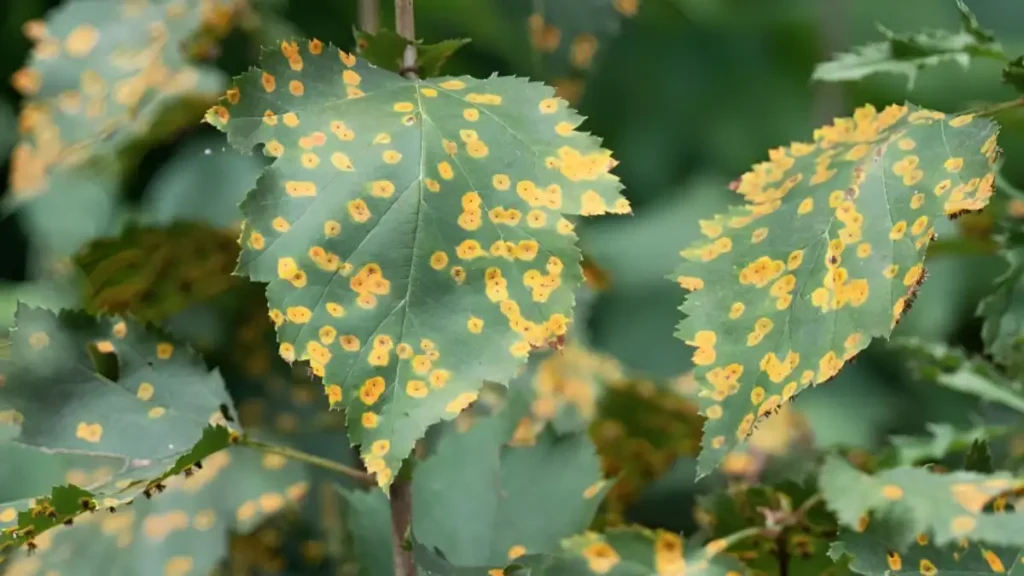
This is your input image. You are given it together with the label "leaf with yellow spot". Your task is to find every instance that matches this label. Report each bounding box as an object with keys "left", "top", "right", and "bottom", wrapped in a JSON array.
[
  {"left": 0, "top": 304, "right": 241, "bottom": 555},
  {"left": 1, "top": 439, "right": 307, "bottom": 576},
  {"left": 812, "top": 0, "right": 1003, "bottom": 89},
  {"left": 207, "top": 39, "right": 629, "bottom": 489},
  {"left": 354, "top": 28, "right": 471, "bottom": 78},
  {"left": 673, "top": 103, "right": 1000, "bottom": 476},
  {"left": 413, "top": 414, "right": 611, "bottom": 566},
  {"left": 831, "top": 526, "right": 1022, "bottom": 576},
  {"left": 820, "top": 455, "right": 1024, "bottom": 549},
  {"left": 561, "top": 525, "right": 748, "bottom": 575},
  {"left": 8, "top": 0, "right": 239, "bottom": 204},
  {"left": 75, "top": 223, "right": 241, "bottom": 323}
]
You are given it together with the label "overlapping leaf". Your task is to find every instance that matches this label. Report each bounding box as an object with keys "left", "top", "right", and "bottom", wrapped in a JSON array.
[
  {"left": 0, "top": 304, "right": 240, "bottom": 554},
  {"left": 354, "top": 28, "right": 470, "bottom": 78},
  {"left": 7, "top": 0, "right": 237, "bottom": 203},
  {"left": 979, "top": 229, "right": 1024, "bottom": 374},
  {"left": 1, "top": 443, "right": 309, "bottom": 576},
  {"left": 561, "top": 526, "right": 748, "bottom": 575},
  {"left": 207, "top": 39, "right": 629, "bottom": 488},
  {"left": 412, "top": 414, "right": 611, "bottom": 566},
  {"left": 413, "top": 540, "right": 592, "bottom": 575},
  {"left": 819, "top": 455, "right": 1024, "bottom": 549},
  {"left": 890, "top": 423, "right": 1005, "bottom": 467},
  {"left": 75, "top": 223, "right": 241, "bottom": 323},
  {"left": 674, "top": 103, "right": 1000, "bottom": 476},
  {"left": 812, "top": 0, "right": 1003, "bottom": 89}
]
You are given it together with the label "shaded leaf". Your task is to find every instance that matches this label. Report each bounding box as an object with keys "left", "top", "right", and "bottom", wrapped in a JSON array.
[
  {"left": 978, "top": 229, "right": 1024, "bottom": 373},
  {"left": 561, "top": 526, "right": 749, "bottom": 575},
  {"left": 819, "top": 454, "right": 1024, "bottom": 549},
  {"left": 412, "top": 414, "right": 610, "bottom": 566},
  {"left": 8, "top": 0, "right": 237, "bottom": 204},
  {"left": 1003, "top": 55, "right": 1024, "bottom": 94},
  {"left": 0, "top": 303, "right": 240, "bottom": 554},
  {"left": 812, "top": 0, "right": 1003, "bottom": 89},
  {"left": 75, "top": 223, "right": 241, "bottom": 323},
  {"left": 674, "top": 103, "right": 1000, "bottom": 477},
  {"left": 340, "top": 488, "right": 393, "bottom": 576},
  {"left": 890, "top": 423, "right": 1003, "bottom": 467},
  {"left": 965, "top": 438, "right": 994, "bottom": 473},
  {"left": 207, "top": 39, "right": 629, "bottom": 488},
  {"left": 413, "top": 539, "right": 592, "bottom": 575},
  {"left": 354, "top": 28, "right": 470, "bottom": 78}
]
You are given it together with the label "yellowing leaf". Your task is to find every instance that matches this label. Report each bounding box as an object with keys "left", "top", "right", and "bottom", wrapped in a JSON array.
[
  {"left": 673, "top": 103, "right": 1000, "bottom": 477},
  {"left": 562, "top": 526, "right": 748, "bottom": 575},
  {"left": 206, "top": 39, "right": 630, "bottom": 489}
]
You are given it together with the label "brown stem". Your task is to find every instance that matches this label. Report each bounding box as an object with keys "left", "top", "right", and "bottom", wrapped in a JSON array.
[
  {"left": 389, "top": 474, "right": 415, "bottom": 576},
  {"left": 969, "top": 96, "right": 1024, "bottom": 117},
  {"left": 359, "top": 0, "right": 380, "bottom": 34},
  {"left": 240, "top": 438, "right": 374, "bottom": 485},
  {"left": 395, "top": 0, "right": 418, "bottom": 78}
]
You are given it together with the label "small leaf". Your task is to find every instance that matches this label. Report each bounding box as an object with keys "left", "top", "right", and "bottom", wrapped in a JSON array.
[
  {"left": 674, "top": 103, "right": 999, "bottom": 477},
  {"left": 978, "top": 230, "right": 1024, "bottom": 372},
  {"left": 890, "top": 423, "right": 1003, "bottom": 466},
  {"left": 75, "top": 223, "right": 241, "bottom": 323},
  {"left": 819, "top": 454, "right": 1024, "bottom": 549},
  {"left": 1002, "top": 55, "right": 1024, "bottom": 94},
  {"left": 354, "top": 28, "right": 470, "bottom": 78},
  {"left": 413, "top": 540, "right": 592, "bottom": 575},
  {"left": 965, "top": 439, "right": 995, "bottom": 473},
  {"left": 412, "top": 415, "right": 610, "bottom": 566},
  {"left": 812, "top": 0, "right": 1003, "bottom": 88},
  {"left": 207, "top": 39, "right": 630, "bottom": 489},
  {"left": 561, "top": 526, "right": 749, "bottom": 575},
  {"left": 8, "top": 0, "right": 236, "bottom": 204},
  {"left": 0, "top": 303, "right": 240, "bottom": 554}
]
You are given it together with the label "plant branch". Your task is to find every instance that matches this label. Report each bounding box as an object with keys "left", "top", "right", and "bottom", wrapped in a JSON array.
[
  {"left": 389, "top": 468, "right": 415, "bottom": 576},
  {"left": 395, "top": 0, "right": 417, "bottom": 78},
  {"left": 359, "top": 0, "right": 380, "bottom": 34},
  {"left": 968, "top": 96, "right": 1024, "bottom": 117},
  {"left": 239, "top": 437, "right": 374, "bottom": 485}
]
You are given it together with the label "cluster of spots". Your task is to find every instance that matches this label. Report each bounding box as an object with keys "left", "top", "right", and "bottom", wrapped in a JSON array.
[
  {"left": 675, "top": 104, "right": 1000, "bottom": 466},
  {"left": 9, "top": 0, "right": 238, "bottom": 201},
  {"left": 568, "top": 527, "right": 741, "bottom": 575}
]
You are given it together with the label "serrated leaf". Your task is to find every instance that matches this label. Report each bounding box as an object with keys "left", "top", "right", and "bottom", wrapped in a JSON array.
[
  {"left": 207, "top": 39, "right": 630, "bottom": 489},
  {"left": 890, "top": 423, "right": 1002, "bottom": 466},
  {"left": 831, "top": 526, "right": 1023, "bottom": 576},
  {"left": 811, "top": 0, "right": 1003, "bottom": 89},
  {"left": 978, "top": 231, "right": 1024, "bottom": 372},
  {"left": 890, "top": 337, "right": 1024, "bottom": 414},
  {"left": 414, "top": 539, "right": 592, "bottom": 575},
  {"left": 561, "top": 526, "right": 749, "bottom": 575},
  {"left": 673, "top": 103, "right": 1000, "bottom": 477},
  {"left": 413, "top": 414, "right": 610, "bottom": 566},
  {"left": 354, "top": 28, "right": 470, "bottom": 78},
  {"left": 1, "top": 442, "right": 308, "bottom": 576},
  {"left": 0, "top": 303, "right": 241, "bottom": 554},
  {"left": 75, "top": 223, "right": 241, "bottom": 323},
  {"left": 8, "top": 0, "right": 237, "bottom": 204},
  {"left": 819, "top": 455, "right": 1024, "bottom": 549}
]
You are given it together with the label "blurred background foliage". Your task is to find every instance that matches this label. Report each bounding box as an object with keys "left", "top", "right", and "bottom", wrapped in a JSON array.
[{"left": 2, "top": 0, "right": 1024, "bottom": 573}]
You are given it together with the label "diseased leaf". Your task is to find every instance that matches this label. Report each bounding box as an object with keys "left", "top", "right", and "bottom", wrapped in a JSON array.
[
  {"left": 8, "top": 0, "right": 238, "bottom": 204},
  {"left": 354, "top": 28, "right": 470, "bottom": 78},
  {"left": 890, "top": 338, "right": 1024, "bottom": 414},
  {"left": 0, "top": 303, "right": 240, "bottom": 554},
  {"left": 412, "top": 414, "right": 610, "bottom": 566},
  {"left": 1, "top": 442, "right": 309, "bottom": 576},
  {"left": 812, "top": 0, "right": 1003, "bottom": 89},
  {"left": 75, "top": 223, "right": 241, "bottom": 323},
  {"left": 673, "top": 104, "right": 1000, "bottom": 477},
  {"left": 207, "top": 39, "right": 630, "bottom": 489},
  {"left": 978, "top": 230, "right": 1024, "bottom": 373},
  {"left": 561, "top": 526, "right": 749, "bottom": 575},
  {"left": 413, "top": 540, "right": 592, "bottom": 575},
  {"left": 819, "top": 455, "right": 1024, "bottom": 549}
]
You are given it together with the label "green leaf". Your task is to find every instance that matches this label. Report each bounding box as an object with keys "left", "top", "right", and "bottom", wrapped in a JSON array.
[
  {"left": 819, "top": 455, "right": 1024, "bottom": 549},
  {"left": 978, "top": 230, "right": 1024, "bottom": 372},
  {"left": 1, "top": 441, "right": 309, "bottom": 576},
  {"left": 673, "top": 103, "right": 1000, "bottom": 477},
  {"left": 889, "top": 338, "right": 1024, "bottom": 414},
  {"left": 831, "top": 526, "right": 1022, "bottom": 576},
  {"left": 561, "top": 526, "right": 749, "bottom": 575},
  {"left": 890, "top": 423, "right": 1003, "bottom": 466},
  {"left": 207, "top": 39, "right": 630, "bottom": 489},
  {"left": 354, "top": 28, "right": 470, "bottom": 78},
  {"left": 7, "top": 0, "right": 235, "bottom": 204},
  {"left": 965, "top": 438, "right": 995, "bottom": 473},
  {"left": 412, "top": 414, "right": 610, "bottom": 566},
  {"left": 0, "top": 303, "right": 240, "bottom": 554},
  {"left": 340, "top": 488, "right": 394, "bottom": 575},
  {"left": 413, "top": 539, "right": 592, "bottom": 575},
  {"left": 75, "top": 223, "right": 241, "bottom": 323},
  {"left": 811, "top": 0, "right": 1003, "bottom": 89},
  {"left": 1003, "top": 55, "right": 1024, "bottom": 94}
]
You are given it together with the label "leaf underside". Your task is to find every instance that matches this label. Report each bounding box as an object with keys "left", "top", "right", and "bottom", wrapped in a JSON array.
[
  {"left": 206, "top": 39, "right": 629, "bottom": 489},
  {"left": 674, "top": 103, "right": 999, "bottom": 477}
]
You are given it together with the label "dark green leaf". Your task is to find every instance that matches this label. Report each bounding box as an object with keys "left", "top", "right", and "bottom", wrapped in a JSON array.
[
  {"left": 1002, "top": 56, "right": 1024, "bottom": 94},
  {"left": 340, "top": 488, "right": 394, "bottom": 576},
  {"left": 354, "top": 28, "right": 470, "bottom": 78},
  {"left": 965, "top": 439, "right": 995, "bottom": 473},
  {"left": 978, "top": 230, "right": 1024, "bottom": 373}
]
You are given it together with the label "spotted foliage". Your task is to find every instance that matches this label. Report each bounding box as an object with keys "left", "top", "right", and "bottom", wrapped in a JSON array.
[
  {"left": 673, "top": 103, "right": 1000, "bottom": 476},
  {"left": 519, "top": 0, "right": 640, "bottom": 105},
  {"left": 0, "top": 304, "right": 241, "bottom": 555},
  {"left": 75, "top": 222, "right": 241, "bottom": 323},
  {"left": 353, "top": 28, "right": 470, "bottom": 78},
  {"left": 1, "top": 444, "right": 308, "bottom": 576},
  {"left": 207, "top": 39, "right": 630, "bottom": 489},
  {"left": 413, "top": 539, "right": 592, "bottom": 575},
  {"left": 413, "top": 414, "right": 611, "bottom": 566},
  {"left": 562, "top": 526, "right": 748, "bottom": 575},
  {"left": 979, "top": 231, "right": 1024, "bottom": 374},
  {"left": 8, "top": 0, "right": 238, "bottom": 203},
  {"left": 820, "top": 455, "right": 1024, "bottom": 549},
  {"left": 812, "top": 0, "right": 1003, "bottom": 89}
]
